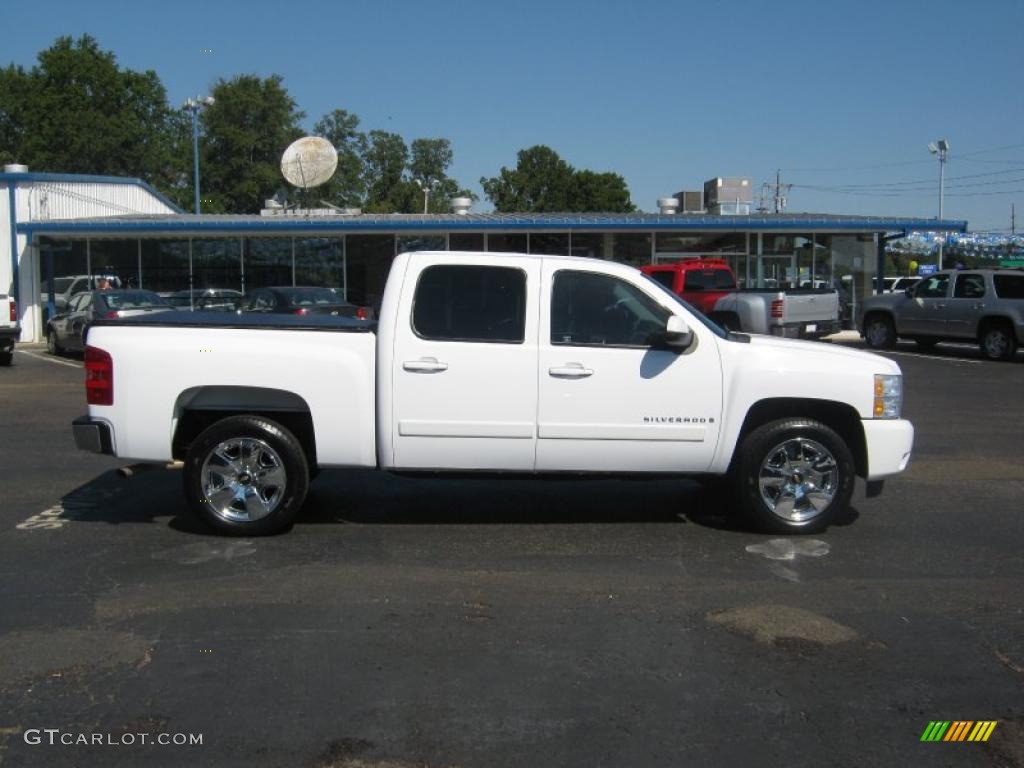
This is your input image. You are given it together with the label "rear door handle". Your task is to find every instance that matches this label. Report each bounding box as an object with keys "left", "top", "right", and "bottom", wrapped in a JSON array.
[
  {"left": 403, "top": 358, "right": 448, "bottom": 373},
  {"left": 549, "top": 363, "right": 593, "bottom": 378},
  {"left": 936, "top": 303, "right": 947, "bottom": 309}
]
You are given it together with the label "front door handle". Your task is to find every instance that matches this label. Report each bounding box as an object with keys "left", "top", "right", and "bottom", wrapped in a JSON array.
[
  {"left": 403, "top": 357, "right": 448, "bottom": 373},
  {"left": 936, "top": 303, "right": 947, "bottom": 309},
  {"left": 973, "top": 303, "right": 985, "bottom": 309},
  {"left": 549, "top": 363, "right": 593, "bottom": 378}
]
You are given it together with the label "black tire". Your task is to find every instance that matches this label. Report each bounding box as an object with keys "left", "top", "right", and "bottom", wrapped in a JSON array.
[
  {"left": 979, "top": 322, "right": 1018, "bottom": 362},
  {"left": 183, "top": 415, "right": 309, "bottom": 536},
  {"left": 863, "top": 315, "right": 896, "bottom": 350},
  {"left": 731, "top": 418, "right": 855, "bottom": 534},
  {"left": 0, "top": 350, "right": 11, "bottom": 367},
  {"left": 46, "top": 328, "right": 63, "bottom": 356}
]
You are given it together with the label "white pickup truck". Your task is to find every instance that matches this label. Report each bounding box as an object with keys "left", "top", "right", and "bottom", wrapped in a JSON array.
[
  {"left": 73, "top": 251, "right": 914, "bottom": 535},
  {"left": 0, "top": 293, "right": 18, "bottom": 366}
]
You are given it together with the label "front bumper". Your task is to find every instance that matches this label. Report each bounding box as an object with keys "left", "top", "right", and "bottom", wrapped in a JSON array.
[
  {"left": 73, "top": 416, "right": 114, "bottom": 455},
  {"left": 862, "top": 418, "right": 914, "bottom": 481}
]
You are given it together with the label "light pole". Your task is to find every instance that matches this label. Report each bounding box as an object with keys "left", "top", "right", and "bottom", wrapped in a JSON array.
[
  {"left": 415, "top": 178, "right": 438, "bottom": 214},
  {"left": 928, "top": 139, "right": 949, "bottom": 269},
  {"left": 184, "top": 95, "right": 215, "bottom": 214}
]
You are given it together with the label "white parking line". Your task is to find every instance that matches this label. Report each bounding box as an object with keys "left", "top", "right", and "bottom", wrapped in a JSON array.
[
  {"left": 15, "top": 349, "right": 83, "bottom": 368},
  {"left": 883, "top": 349, "right": 983, "bottom": 365}
]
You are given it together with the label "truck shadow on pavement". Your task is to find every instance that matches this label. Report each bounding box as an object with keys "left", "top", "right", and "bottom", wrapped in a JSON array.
[{"left": 54, "top": 466, "right": 859, "bottom": 536}]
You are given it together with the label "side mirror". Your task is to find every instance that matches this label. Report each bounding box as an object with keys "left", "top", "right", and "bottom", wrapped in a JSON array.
[
  {"left": 904, "top": 286, "right": 914, "bottom": 297},
  {"left": 662, "top": 315, "right": 694, "bottom": 350}
]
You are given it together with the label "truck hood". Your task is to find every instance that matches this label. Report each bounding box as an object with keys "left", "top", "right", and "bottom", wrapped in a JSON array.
[{"left": 744, "top": 334, "right": 901, "bottom": 374}]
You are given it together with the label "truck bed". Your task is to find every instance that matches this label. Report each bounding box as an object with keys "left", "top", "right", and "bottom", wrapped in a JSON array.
[{"left": 95, "top": 310, "right": 375, "bottom": 333}]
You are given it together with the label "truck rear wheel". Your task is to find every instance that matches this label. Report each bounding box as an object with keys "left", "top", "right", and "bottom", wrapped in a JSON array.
[
  {"left": 732, "top": 418, "right": 855, "bottom": 534},
  {"left": 183, "top": 415, "right": 309, "bottom": 536},
  {"left": 979, "top": 322, "right": 1017, "bottom": 362}
]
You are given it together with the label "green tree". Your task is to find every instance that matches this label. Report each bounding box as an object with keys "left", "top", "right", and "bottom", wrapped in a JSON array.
[
  {"left": 200, "top": 74, "right": 304, "bottom": 214},
  {"left": 362, "top": 130, "right": 409, "bottom": 212},
  {"left": 313, "top": 108, "right": 367, "bottom": 207},
  {"left": 569, "top": 170, "right": 635, "bottom": 212},
  {"left": 481, "top": 145, "right": 634, "bottom": 213},
  {"left": 481, "top": 145, "right": 575, "bottom": 212},
  {"left": 0, "top": 35, "right": 185, "bottom": 202},
  {"left": 407, "top": 138, "right": 475, "bottom": 213}
]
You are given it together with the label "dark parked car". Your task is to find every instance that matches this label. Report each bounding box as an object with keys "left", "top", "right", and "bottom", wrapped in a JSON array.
[
  {"left": 166, "top": 289, "right": 244, "bottom": 312},
  {"left": 46, "top": 289, "right": 170, "bottom": 354},
  {"left": 242, "top": 287, "right": 370, "bottom": 319}
]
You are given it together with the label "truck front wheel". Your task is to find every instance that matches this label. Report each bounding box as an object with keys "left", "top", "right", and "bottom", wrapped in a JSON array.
[
  {"left": 863, "top": 315, "right": 896, "bottom": 350},
  {"left": 732, "top": 418, "right": 855, "bottom": 534},
  {"left": 183, "top": 415, "right": 309, "bottom": 536}
]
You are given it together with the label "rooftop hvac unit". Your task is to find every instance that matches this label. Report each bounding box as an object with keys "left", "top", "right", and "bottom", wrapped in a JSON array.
[{"left": 674, "top": 190, "right": 704, "bottom": 212}]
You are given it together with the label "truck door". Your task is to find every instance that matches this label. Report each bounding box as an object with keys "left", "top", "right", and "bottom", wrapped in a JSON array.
[
  {"left": 391, "top": 256, "right": 540, "bottom": 470},
  {"left": 946, "top": 273, "right": 987, "bottom": 338},
  {"left": 900, "top": 273, "right": 950, "bottom": 336},
  {"left": 536, "top": 265, "right": 723, "bottom": 472}
]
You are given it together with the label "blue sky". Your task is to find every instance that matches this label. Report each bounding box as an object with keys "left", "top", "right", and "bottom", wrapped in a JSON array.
[{"left": 3, "top": 0, "right": 1022, "bottom": 230}]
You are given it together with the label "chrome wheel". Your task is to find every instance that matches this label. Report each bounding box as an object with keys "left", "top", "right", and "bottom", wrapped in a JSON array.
[
  {"left": 983, "top": 329, "right": 1009, "bottom": 358},
  {"left": 200, "top": 438, "right": 287, "bottom": 523},
  {"left": 758, "top": 438, "right": 839, "bottom": 523},
  {"left": 865, "top": 318, "right": 894, "bottom": 349}
]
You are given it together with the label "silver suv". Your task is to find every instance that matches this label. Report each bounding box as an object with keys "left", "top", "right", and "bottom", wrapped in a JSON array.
[{"left": 858, "top": 269, "right": 1024, "bottom": 361}]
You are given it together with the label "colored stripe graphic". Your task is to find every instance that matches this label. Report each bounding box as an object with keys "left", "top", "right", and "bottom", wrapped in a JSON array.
[
  {"left": 921, "top": 722, "right": 950, "bottom": 741},
  {"left": 968, "top": 722, "right": 997, "bottom": 742},
  {"left": 921, "top": 721, "right": 997, "bottom": 742},
  {"left": 945, "top": 721, "right": 972, "bottom": 741}
]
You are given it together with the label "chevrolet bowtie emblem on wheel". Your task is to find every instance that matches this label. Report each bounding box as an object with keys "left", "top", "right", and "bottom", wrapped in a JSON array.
[{"left": 920, "top": 721, "right": 997, "bottom": 742}]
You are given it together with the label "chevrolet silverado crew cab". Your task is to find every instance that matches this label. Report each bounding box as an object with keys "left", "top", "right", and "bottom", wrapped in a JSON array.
[
  {"left": 73, "top": 251, "right": 913, "bottom": 536},
  {"left": 641, "top": 259, "right": 841, "bottom": 339}
]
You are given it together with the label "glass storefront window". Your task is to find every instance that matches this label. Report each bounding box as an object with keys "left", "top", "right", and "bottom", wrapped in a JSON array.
[
  {"left": 345, "top": 235, "right": 394, "bottom": 308},
  {"left": 192, "top": 239, "right": 242, "bottom": 292},
  {"left": 295, "top": 237, "right": 344, "bottom": 292},
  {"left": 141, "top": 238, "right": 191, "bottom": 293},
  {"left": 569, "top": 233, "right": 607, "bottom": 259},
  {"left": 611, "top": 233, "right": 652, "bottom": 267},
  {"left": 245, "top": 238, "right": 294, "bottom": 289},
  {"left": 655, "top": 232, "right": 746, "bottom": 254},
  {"left": 529, "top": 233, "right": 569, "bottom": 256},
  {"left": 762, "top": 234, "right": 813, "bottom": 256},
  {"left": 89, "top": 239, "right": 140, "bottom": 289},
  {"left": 487, "top": 233, "right": 527, "bottom": 253},
  {"left": 449, "top": 233, "right": 485, "bottom": 251},
  {"left": 397, "top": 235, "right": 445, "bottom": 255},
  {"left": 817, "top": 234, "right": 876, "bottom": 329}
]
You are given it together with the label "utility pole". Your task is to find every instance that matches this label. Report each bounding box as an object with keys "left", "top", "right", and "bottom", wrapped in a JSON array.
[
  {"left": 772, "top": 169, "right": 791, "bottom": 214},
  {"left": 1012, "top": 203, "right": 1016, "bottom": 235}
]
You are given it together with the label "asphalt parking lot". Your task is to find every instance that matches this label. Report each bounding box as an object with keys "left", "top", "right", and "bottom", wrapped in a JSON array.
[{"left": 1, "top": 341, "right": 1022, "bottom": 768}]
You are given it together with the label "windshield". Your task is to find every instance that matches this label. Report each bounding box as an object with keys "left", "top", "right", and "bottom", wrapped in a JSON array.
[
  {"left": 282, "top": 288, "right": 345, "bottom": 306},
  {"left": 641, "top": 274, "right": 728, "bottom": 339},
  {"left": 103, "top": 292, "right": 169, "bottom": 309},
  {"left": 50, "top": 277, "right": 75, "bottom": 293}
]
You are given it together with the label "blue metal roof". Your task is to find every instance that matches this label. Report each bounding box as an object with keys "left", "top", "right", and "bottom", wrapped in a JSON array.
[
  {"left": 1, "top": 171, "right": 184, "bottom": 214},
  {"left": 17, "top": 211, "right": 968, "bottom": 236}
]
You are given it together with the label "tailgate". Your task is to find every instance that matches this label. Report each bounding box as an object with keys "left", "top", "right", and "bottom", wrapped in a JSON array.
[{"left": 782, "top": 292, "right": 839, "bottom": 324}]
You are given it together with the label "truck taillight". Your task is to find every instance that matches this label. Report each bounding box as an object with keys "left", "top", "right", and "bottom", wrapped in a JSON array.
[
  {"left": 9, "top": 299, "right": 15, "bottom": 323},
  {"left": 104, "top": 310, "right": 121, "bottom": 319},
  {"left": 770, "top": 298, "right": 785, "bottom": 318},
  {"left": 85, "top": 346, "right": 113, "bottom": 406},
  {"left": 293, "top": 308, "right": 308, "bottom": 316},
  {"left": 356, "top": 306, "right": 367, "bottom": 320}
]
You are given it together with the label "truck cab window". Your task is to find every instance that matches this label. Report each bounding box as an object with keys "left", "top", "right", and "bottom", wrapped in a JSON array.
[
  {"left": 915, "top": 274, "right": 950, "bottom": 299},
  {"left": 551, "top": 270, "right": 670, "bottom": 347},
  {"left": 412, "top": 265, "right": 526, "bottom": 343},
  {"left": 953, "top": 274, "right": 986, "bottom": 299}
]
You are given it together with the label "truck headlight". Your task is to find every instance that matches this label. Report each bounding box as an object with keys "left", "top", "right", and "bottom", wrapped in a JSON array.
[{"left": 873, "top": 374, "right": 903, "bottom": 419}]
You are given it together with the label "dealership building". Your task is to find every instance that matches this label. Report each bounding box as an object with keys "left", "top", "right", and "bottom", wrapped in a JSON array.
[{"left": 3, "top": 167, "right": 968, "bottom": 343}]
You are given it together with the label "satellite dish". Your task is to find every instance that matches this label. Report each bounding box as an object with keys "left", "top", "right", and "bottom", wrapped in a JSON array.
[{"left": 280, "top": 136, "right": 338, "bottom": 188}]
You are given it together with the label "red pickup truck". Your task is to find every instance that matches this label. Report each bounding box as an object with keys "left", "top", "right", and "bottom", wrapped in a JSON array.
[{"left": 641, "top": 259, "right": 840, "bottom": 338}]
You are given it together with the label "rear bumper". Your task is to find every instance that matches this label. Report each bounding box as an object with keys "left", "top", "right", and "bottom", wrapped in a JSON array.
[
  {"left": 73, "top": 416, "right": 114, "bottom": 455},
  {"left": 769, "top": 320, "right": 841, "bottom": 340},
  {"left": 862, "top": 419, "right": 914, "bottom": 481}
]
